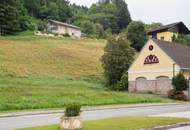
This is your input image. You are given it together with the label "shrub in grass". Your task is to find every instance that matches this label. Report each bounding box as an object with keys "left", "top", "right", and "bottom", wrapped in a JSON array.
[
  {"left": 65, "top": 104, "right": 81, "bottom": 117},
  {"left": 169, "top": 73, "right": 189, "bottom": 101},
  {"left": 63, "top": 33, "right": 70, "bottom": 37},
  {"left": 61, "top": 104, "right": 82, "bottom": 130},
  {"left": 111, "top": 73, "right": 128, "bottom": 91},
  {"left": 54, "top": 33, "right": 59, "bottom": 36},
  {"left": 172, "top": 73, "right": 188, "bottom": 91}
]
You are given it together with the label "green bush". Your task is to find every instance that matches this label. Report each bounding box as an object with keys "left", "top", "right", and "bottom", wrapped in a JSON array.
[
  {"left": 38, "top": 20, "right": 47, "bottom": 31},
  {"left": 65, "top": 104, "right": 81, "bottom": 117},
  {"left": 172, "top": 34, "right": 190, "bottom": 45},
  {"left": 102, "top": 36, "right": 135, "bottom": 87},
  {"left": 172, "top": 73, "right": 188, "bottom": 91},
  {"left": 111, "top": 83, "right": 122, "bottom": 91},
  {"left": 54, "top": 33, "right": 59, "bottom": 36},
  {"left": 111, "top": 73, "right": 128, "bottom": 91},
  {"left": 170, "top": 73, "right": 189, "bottom": 101},
  {"left": 120, "top": 73, "right": 128, "bottom": 89},
  {"left": 126, "top": 21, "right": 147, "bottom": 51},
  {"left": 63, "top": 33, "right": 70, "bottom": 37}
]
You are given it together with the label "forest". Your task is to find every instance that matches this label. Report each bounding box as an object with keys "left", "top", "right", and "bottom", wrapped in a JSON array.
[
  {"left": 0, "top": 0, "right": 132, "bottom": 38},
  {"left": 1, "top": 0, "right": 189, "bottom": 48}
]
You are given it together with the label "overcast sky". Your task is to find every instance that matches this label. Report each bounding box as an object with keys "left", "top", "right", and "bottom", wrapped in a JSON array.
[{"left": 69, "top": 0, "right": 190, "bottom": 28}]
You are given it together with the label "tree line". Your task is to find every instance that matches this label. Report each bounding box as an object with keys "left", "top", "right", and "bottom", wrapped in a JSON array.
[
  {"left": 1, "top": 0, "right": 165, "bottom": 50},
  {"left": 0, "top": 0, "right": 131, "bottom": 37}
]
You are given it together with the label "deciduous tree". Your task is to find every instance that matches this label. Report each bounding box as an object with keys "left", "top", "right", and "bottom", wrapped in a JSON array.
[
  {"left": 102, "top": 36, "right": 135, "bottom": 87},
  {"left": 127, "top": 21, "right": 147, "bottom": 51},
  {"left": 0, "top": 0, "right": 32, "bottom": 35},
  {"left": 115, "top": 0, "right": 131, "bottom": 32}
]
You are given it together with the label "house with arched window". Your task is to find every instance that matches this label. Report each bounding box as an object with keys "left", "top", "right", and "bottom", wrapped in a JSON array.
[
  {"left": 128, "top": 38, "right": 190, "bottom": 94},
  {"left": 128, "top": 22, "right": 190, "bottom": 94}
]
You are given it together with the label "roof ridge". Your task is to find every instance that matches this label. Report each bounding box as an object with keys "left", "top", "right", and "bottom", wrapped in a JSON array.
[
  {"left": 147, "top": 21, "right": 190, "bottom": 34},
  {"left": 152, "top": 38, "right": 190, "bottom": 69},
  {"left": 152, "top": 38, "right": 190, "bottom": 48},
  {"left": 147, "top": 22, "right": 180, "bottom": 31},
  {"left": 48, "top": 19, "right": 80, "bottom": 29}
]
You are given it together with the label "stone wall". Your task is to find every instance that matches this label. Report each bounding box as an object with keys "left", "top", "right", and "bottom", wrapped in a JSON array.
[
  {"left": 129, "top": 77, "right": 173, "bottom": 95},
  {"left": 128, "top": 81, "right": 136, "bottom": 92},
  {"left": 156, "top": 77, "right": 173, "bottom": 94}
]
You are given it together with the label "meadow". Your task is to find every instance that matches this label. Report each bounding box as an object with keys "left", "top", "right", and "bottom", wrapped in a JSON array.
[
  {"left": 0, "top": 35, "right": 170, "bottom": 111},
  {"left": 17, "top": 116, "right": 190, "bottom": 130}
]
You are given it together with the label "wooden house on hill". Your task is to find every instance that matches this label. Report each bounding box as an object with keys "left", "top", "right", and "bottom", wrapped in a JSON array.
[{"left": 147, "top": 22, "right": 190, "bottom": 42}]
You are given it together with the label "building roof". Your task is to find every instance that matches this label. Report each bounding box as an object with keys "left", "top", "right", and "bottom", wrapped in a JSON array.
[
  {"left": 152, "top": 38, "right": 190, "bottom": 69},
  {"left": 48, "top": 19, "right": 80, "bottom": 30},
  {"left": 147, "top": 22, "right": 190, "bottom": 35}
]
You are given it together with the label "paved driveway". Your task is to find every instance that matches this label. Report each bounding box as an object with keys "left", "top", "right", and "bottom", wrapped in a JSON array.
[{"left": 1, "top": 104, "right": 190, "bottom": 130}]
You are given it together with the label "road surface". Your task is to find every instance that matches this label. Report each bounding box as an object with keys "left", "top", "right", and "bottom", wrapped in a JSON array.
[
  {"left": 154, "top": 111, "right": 190, "bottom": 130},
  {"left": 168, "top": 126, "right": 190, "bottom": 130},
  {"left": 1, "top": 104, "right": 190, "bottom": 130}
]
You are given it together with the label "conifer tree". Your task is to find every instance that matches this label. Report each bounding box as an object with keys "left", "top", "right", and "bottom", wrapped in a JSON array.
[
  {"left": 115, "top": 0, "right": 131, "bottom": 31},
  {"left": 0, "top": 0, "right": 29, "bottom": 35}
]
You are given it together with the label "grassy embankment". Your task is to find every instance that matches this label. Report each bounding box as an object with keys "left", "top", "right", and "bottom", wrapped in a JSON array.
[
  {"left": 0, "top": 33, "right": 171, "bottom": 112},
  {"left": 17, "top": 116, "right": 190, "bottom": 130}
]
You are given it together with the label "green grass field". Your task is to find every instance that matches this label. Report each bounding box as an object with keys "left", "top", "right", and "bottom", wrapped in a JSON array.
[
  {"left": 17, "top": 116, "right": 190, "bottom": 130},
  {"left": 0, "top": 34, "right": 171, "bottom": 112}
]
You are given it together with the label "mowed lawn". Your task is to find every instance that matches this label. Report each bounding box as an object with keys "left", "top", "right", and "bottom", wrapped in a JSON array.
[
  {"left": 0, "top": 35, "right": 170, "bottom": 112},
  {"left": 17, "top": 116, "right": 190, "bottom": 130}
]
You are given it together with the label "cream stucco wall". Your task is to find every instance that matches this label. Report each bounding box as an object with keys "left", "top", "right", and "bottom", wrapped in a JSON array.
[
  {"left": 47, "top": 22, "right": 81, "bottom": 38},
  {"left": 148, "top": 31, "right": 177, "bottom": 42},
  {"left": 128, "top": 39, "right": 181, "bottom": 81},
  {"left": 156, "top": 32, "right": 177, "bottom": 42},
  {"left": 181, "top": 70, "right": 190, "bottom": 79}
]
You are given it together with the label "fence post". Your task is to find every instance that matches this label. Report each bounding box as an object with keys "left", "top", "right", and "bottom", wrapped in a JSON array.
[{"left": 189, "top": 78, "right": 190, "bottom": 97}]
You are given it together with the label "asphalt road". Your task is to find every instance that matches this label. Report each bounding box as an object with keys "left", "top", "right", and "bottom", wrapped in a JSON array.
[
  {"left": 168, "top": 126, "right": 190, "bottom": 130},
  {"left": 1, "top": 104, "right": 190, "bottom": 130}
]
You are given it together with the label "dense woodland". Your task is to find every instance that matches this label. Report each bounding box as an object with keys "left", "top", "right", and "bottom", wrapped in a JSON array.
[
  {"left": 0, "top": 0, "right": 190, "bottom": 49},
  {"left": 0, "top": 0, "right": 131, "bottom": 37}
]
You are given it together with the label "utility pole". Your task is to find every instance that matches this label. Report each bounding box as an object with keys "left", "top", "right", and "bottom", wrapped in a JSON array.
[
  {"left": 189, "top": 78, "right": 190, "bottom": 97},
  {"left": 173, "top": 63, "right": 176, "bottom": 78}
]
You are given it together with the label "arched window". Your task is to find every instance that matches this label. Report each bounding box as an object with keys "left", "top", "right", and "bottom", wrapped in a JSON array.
[{"left": 144, "top": 55, "right": 159, "bottom": 65}]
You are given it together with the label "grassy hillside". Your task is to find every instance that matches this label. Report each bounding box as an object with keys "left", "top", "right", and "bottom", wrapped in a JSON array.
[
  {"left": 0, "top": 36, "right": 104, "bottom": 79},
  {"left": 0, "top": 35, "right": 170, "bottom": 111}
]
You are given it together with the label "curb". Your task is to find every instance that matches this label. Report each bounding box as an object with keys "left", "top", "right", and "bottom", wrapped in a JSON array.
[
  {"left": 141, "top": 122, "right": 190, "bottom": 130},
  {"left": 0, "top": 103, "right": 187, "bottom": 118}
]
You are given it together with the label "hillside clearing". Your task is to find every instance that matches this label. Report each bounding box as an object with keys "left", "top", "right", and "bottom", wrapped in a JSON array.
[
  {"left": 0, "top": 36, "right": 105, "bottom": 79},
  {"left": 0, "top": 36, "right": 171, "bottom": 111}
]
